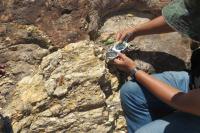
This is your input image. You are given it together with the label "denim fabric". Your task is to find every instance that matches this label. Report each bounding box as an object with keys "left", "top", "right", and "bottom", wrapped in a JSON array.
[
  {"left": 135, "top": 112, "right": 200, "bottom": 133},
  {"left": 120, "top": 71, "right": 199, "bottom": 133}
]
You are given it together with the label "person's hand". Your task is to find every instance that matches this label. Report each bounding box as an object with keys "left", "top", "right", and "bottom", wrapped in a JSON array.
[
  {"left": 116, "top": 28, "right": 137, "bottom": 42},
  {"left": 112, "top": 53, "right": 136, "bottom": 73},
  {"left": 0, "top": 64, "right": 6, "bottom": 76}
]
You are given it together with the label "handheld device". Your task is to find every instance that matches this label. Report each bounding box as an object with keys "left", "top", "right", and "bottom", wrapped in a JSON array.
[{"left": 106, "top": 34, "right": 131, "bottom": 61}]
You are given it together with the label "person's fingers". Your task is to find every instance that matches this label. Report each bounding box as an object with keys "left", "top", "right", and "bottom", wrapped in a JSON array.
[
  {"left": 117, "top": 53, "right": 127, "bottom": 59},
  {"left": 116, "top": 32, "right": 122, "bottom": 41},
  {"left": 113, "top": 58, "right": 124, "bottom": 65},
  {"left": 113, "top": 58, "right": 120, "bottom": 64},
  {"left": 119, "top": 33, "right": 127, "bottom": 42}
]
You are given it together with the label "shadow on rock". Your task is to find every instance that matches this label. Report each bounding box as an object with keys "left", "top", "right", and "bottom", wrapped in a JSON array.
[
  {"left": 98, "top": 74, "right": 113, "bottom": 98},
  {"left": 107, "top": 50, "right": 188, "bottom": 91},
  {"left": 127, "top": 50, "right": 188, "bottom": 72},
  {"left": 0, "top": 114, "right": 13, "bottom": 133},
  {"left": 106, "top": 63, "right": 129, "bottom": 92}
]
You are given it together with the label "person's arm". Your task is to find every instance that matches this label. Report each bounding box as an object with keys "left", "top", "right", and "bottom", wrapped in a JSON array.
[
  {"left": 113, "top": 53, "right": 200, "bottom": 116},
  {"left": 116, "top": 16, "right": 174, "bottom": 42},
  {"left": 135, "top": 70, "right": 200, "bottom": 116}
]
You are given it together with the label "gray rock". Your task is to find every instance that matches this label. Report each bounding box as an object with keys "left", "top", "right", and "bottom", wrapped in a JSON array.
[
  {"left": 53, "top": 86, "right": 68, "bottom": 97},
  {"left": 45, "top": 79, "right": 57, "bottom": 96},
  {"left": 0, "top": 0, "right": 170, "bottom": 47}
]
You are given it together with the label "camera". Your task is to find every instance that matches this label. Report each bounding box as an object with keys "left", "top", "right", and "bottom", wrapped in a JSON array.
[{"left": 106, "top": 41, "right": 129, "bottom": 61}]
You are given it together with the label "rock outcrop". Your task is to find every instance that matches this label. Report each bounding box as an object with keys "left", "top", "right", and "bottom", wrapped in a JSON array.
[
  {"left": 2, "top": 40, "right": 124, "bottom": 132},
  {"left": 0, "top": 0, "right": 171, "bottom": 47},
  {"left": 0, "top": 0, "right": 191, "bottom": 132}
]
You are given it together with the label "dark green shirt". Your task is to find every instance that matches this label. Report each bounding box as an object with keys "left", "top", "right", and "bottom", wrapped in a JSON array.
[{"left": 162, "top": 0, "right": 200, "bottom": 42}]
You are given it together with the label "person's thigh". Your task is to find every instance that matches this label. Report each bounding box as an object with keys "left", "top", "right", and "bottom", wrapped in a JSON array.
[
  {"left": 135, "top": 112, "right": 200, "bottom": 133},
  {"left": 153, "top": 71, "right": 190, "bottom": 93},
  {"left": 146, "top": 71, "right": 190, "bottom": 116},
  {"left": 120, "top": 71, "right": 190, "bottom": 132},
  {"left": 130, "top": 71, "right": 190, "bottom": 118}
]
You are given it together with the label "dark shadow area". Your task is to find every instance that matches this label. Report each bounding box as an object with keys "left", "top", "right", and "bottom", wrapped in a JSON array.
[
  {"left": 0, "top": 114, "right": 13, "bottom": 133},
  {"left": 190, "top": 47, "right": 200, "bottom": 89},
  {"left": 127, "top": 50, "right": 187, "bottom": 73},
  {"left": 61, "top": 8, "right": 73, "bottom": 15},
  {"left": 0, "top": 1, "right": 5, "bottom": 13},
  {"left": 163, "top": 111, "right": 200, "bottom": 133},
  {"left": 107, "top": 50, "right": 187, "bottom": 91},
  {"left": 98, "top": 74, "right": 113, "bottom": 98}
]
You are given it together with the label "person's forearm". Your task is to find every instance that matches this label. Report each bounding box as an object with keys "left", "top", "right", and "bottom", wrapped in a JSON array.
[
  {"left": 132, "top": 16, "right": 174, "bottom": 37},
  {"left": 135, "top": 70, "right": 181, "bottom": 107},
  {"left": 135, "top": 70, "right": 200, "bottom": 116}
]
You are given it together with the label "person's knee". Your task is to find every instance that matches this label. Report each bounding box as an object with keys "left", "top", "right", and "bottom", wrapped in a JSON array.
[{"left": 120, "top": 81, "right": 144, "bottom": 104}]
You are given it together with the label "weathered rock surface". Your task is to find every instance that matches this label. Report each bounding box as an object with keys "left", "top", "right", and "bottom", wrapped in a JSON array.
[
  {"left": 0, "top": 0, "right": 192, "bottom": 133},
  {"left": 0, "top": 38, "right": 191, "bottom": 133},
  {"left": 2, "top": 41, "right": 122, "bottom": 132},
  {"left": 0, "top": 0, "right": 171, "bottom": 47},
  {"left": 0, "top": 23, "right": 52, "bottom": 110}
]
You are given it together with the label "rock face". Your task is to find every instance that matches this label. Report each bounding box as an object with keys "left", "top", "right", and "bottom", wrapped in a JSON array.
[
  {"left": 0, "top": 23, "right": 51, "bottom": 110},
  {"left": 3, "top": 41, "right": 123, "bottom": 132},
  {"left": 0, "top": 0, "right": 171, "bottom": 47},
  {"left": 0, "top": 0, "right": 192, "bottom": 133}
]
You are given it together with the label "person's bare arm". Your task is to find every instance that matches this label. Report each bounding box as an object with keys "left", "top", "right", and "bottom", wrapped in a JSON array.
[
  {"left": 116, "top": 16, "right": 174, "bottom": 42},
  {"left": 132, "top": 16, "right": 174, "bottom": 36},
  {"left": 135, "top": 70, "right": 200, "bottom": 116},
  {"left": 113, "top": 53, "right": 200, "bottom": 116}
]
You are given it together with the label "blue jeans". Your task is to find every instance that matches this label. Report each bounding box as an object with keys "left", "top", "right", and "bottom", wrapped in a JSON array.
[{"left": 120, "top": 71, "right": 200, "bottom": 133}]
